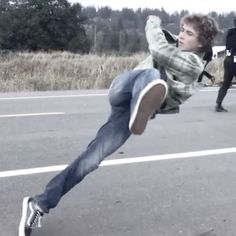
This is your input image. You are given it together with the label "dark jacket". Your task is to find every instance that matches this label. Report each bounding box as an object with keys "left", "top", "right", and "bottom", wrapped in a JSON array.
[{"left": 226, "top": 28, "right": 236, "bottom": 55}]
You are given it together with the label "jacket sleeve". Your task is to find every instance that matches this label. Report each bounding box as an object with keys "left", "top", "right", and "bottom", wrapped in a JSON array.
[{"left": 145, "top": 16, "right": 203, "bottom": 84}]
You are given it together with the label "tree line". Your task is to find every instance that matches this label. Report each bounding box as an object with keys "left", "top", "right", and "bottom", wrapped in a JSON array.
[
  {"left": 0, "top": 0, "right": 235, "bottom": 54},
  {"left": 0, "top": 0, "right": 90, "bottom": 53}
]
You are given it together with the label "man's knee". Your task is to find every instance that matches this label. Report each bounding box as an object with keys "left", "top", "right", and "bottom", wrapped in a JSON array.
[{"left": 143, "top": 68, "right": 160, "bottom": 79}]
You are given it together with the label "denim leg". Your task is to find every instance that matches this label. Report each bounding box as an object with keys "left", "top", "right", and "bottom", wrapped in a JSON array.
[
  {"left": 34, "top": 68, "right": 160, "bottom": 212},
  {"left": 108, "top": 69, "right": 147, "bottom": 106},
  {"left": 130, "top": 69, "right": 161, "bottom": 112},
  {"left": 34, "top": 105, "right": 131, "bottom": 212},
  {"left": 109, "top": 68, "right": 160, "bottom": 110},
  {"left": 216, "top": 57, "right": 234, "bottom": 105},
  {"left": 34, "top": 70, "right": 144, "bottom": 212}
]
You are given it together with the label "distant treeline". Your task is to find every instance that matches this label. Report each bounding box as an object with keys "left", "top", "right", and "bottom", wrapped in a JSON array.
[{"left": 0, "top": 0, "right": 235, "bottom": 54}]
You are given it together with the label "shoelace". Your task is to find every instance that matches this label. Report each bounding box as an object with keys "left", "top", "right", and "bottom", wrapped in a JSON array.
[{"left": 30, "top": 210, "right": 42, "bottom": 228}]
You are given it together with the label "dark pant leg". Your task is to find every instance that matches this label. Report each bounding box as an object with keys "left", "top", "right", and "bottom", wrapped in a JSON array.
[{"left": 216, "top": 56, "right": 235, "bottom": 105}]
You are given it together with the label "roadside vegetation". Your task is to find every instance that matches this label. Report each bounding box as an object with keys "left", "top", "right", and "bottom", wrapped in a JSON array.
[
  {"left": 0, "top": 1, "right": 230, "bottom": 92},
  {"left": 0, "top": 51, "right": 223, "bottom": 92}
]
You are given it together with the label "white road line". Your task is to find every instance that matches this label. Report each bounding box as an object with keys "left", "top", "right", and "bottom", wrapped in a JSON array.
[
  {"left": 0, "top": 87, "right": 233, "bottom": 101},
  {"left": 1, "top": 147, "right": 236, "bottom": 178},
  {"left": 0, "top": 93, "right": 107, "bottom": 100},
  {"left": 200, "top": 89, "right": 218, "bottom": 92},
  {"left": 0, "top": 112, "right": 65, "bottom": 118},
  {"left": 200, "top": 88, "right": 235, "bottom": 92}
]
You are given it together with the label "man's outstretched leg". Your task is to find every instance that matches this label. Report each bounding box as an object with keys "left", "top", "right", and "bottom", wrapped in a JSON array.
[
  {"left": 18, "top": 105, "right": 131, "bottom": 235},
  {"left": 18, "top": 68, "right": 166, "bottom": 235}
]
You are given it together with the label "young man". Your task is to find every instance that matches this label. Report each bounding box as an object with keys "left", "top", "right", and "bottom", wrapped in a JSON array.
[
  {"left": 18, "top": 14, "right": 218, "bottom": 236},
  {"left": 215, "top": 17, "right": 236, "bottom": 112}
]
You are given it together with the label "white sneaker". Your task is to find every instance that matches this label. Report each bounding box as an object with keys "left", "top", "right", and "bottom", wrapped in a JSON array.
[{"left": 129, "top": 79, "right": 168, "bottom": 135}]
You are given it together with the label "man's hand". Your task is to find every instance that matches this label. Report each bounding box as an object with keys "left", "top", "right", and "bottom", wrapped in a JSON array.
[
  {"left": 211, "top": 75, "right": 216, "bottom": 85},
  {"left": 147, "top": 15, "right": 162, "bottom": 27}
]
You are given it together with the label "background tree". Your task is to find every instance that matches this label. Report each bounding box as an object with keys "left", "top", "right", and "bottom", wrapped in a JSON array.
[
  {"left": 0, "top": 0, "right": 91, "bottom": 52},
  {"left": 0, "top": 1, "right": 235, "bottom": 54},
  {"left": 82, "top": 6, "right": 235, "bottom": 55}
]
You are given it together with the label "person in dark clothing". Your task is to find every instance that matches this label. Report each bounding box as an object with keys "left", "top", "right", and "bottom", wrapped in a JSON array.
[
  {"left": 215, "top": 17, "right": 236, "bottom": 112},
  {"left": 198, "top": 45, "right": 215, "bottom": 84}
]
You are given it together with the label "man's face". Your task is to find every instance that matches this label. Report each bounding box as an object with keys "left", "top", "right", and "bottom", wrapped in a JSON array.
[{"left": 178, "top": 23, "right": 203, "bottom": 52}]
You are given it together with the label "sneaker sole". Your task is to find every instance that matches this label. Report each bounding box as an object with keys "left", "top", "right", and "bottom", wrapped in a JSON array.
[
  {"left": 18, "top": 197, "right": 30, "bottom": 236},
  {"left": 129, "top": 80, "right": 167, "bottom": 135}
]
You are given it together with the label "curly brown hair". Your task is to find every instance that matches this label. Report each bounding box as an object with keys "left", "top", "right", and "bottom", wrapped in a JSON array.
[{"left": 181, "top": 14, "right": 219, "bottom": 51}]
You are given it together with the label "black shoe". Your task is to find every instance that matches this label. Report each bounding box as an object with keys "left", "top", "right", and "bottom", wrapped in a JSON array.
[
  {"left": 129, "top": 79, "right": 167, "bottom": 135},
  {"left": 215, "top": 105, "right": 228, "bottom": 112},
  {"left": 18, "top": 197, "right": 44, "bottom": 236}
]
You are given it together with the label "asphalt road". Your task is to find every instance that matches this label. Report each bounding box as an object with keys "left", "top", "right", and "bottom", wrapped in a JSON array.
[{"left": 0, "top": 87, "right": 236, "bottom": 236}]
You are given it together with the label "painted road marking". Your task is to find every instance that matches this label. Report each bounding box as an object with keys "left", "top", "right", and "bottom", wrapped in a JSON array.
[
  {"left": 1, "top": 147, "right": 236, "bottom": 178},
  {"left": 0, "top": 93, "right": 107, "bottom": 101},
  {"left": 0, "top": 88, "right": 234, "bottom": 101},
  {"left": 0, "top": 112, "right": 65, "bottom": 118}
]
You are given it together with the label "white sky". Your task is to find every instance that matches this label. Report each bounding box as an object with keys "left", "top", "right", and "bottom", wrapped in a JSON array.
[{"left": 69, "top": 0, "right": 235, "bottom": 14}]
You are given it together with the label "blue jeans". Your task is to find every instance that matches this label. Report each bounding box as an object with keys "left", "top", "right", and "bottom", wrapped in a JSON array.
[{"left": 34, "top": 68, "right": 160, "bottom": 212}]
